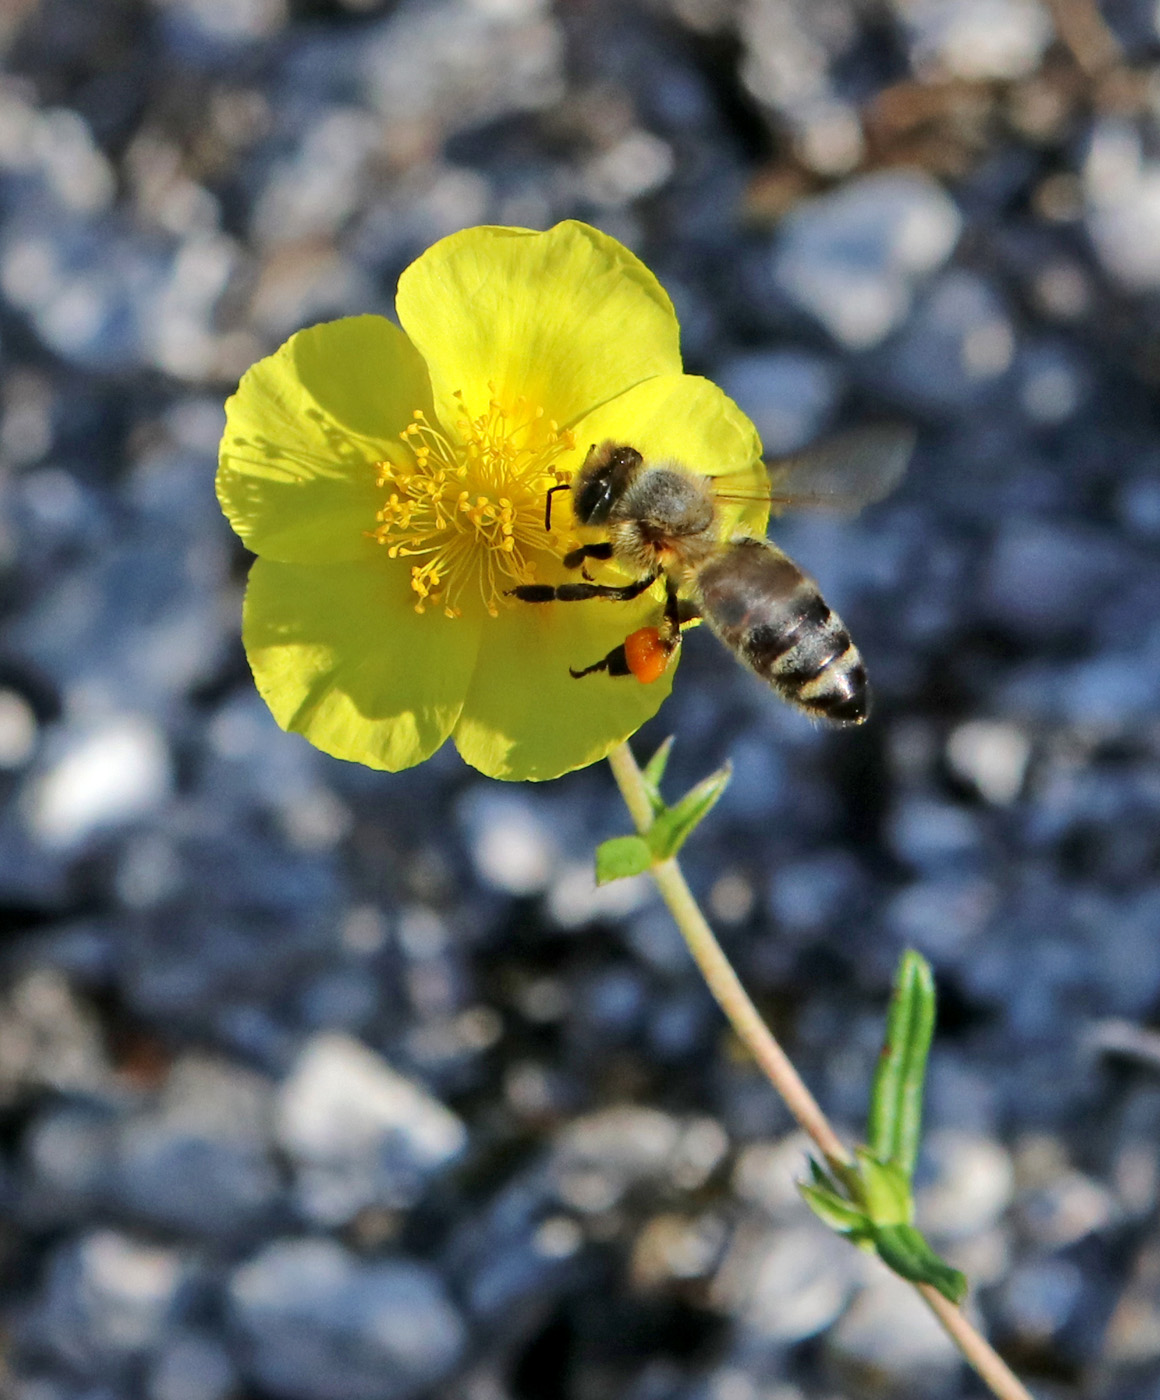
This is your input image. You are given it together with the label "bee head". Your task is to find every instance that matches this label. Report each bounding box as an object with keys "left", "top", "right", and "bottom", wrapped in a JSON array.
[{"left": 571, "top": 442, "right": 644, "bottom": 527}]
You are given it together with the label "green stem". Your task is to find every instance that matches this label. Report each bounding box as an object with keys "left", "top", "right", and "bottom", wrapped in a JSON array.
[
  {"left": 607, "top": 740, "right": 847, "bottom": 1169},
  {"left": 606, "top": 739, "right": 1035, "bottom": 1400}
]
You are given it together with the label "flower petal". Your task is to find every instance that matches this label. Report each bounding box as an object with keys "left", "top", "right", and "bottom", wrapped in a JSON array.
[
  {"left": 243, "top": 557, "right": 481, "bottom": 771},
  {"left": 395, "top": 221, "right": 682, "bottom": 434},
  {"left": 453, "top": 589, "right": 675, "bottom": 782},
  {"left": 572, "top": 372, "right": 769, "bottom": 539},
  {"left": 218, "top": 316, "right": 433, "bottom": 563}
]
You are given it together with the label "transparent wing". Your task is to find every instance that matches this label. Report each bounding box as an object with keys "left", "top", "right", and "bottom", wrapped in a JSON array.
[{"left": 712, "top": 424, "right": 916, "bottom": 515}]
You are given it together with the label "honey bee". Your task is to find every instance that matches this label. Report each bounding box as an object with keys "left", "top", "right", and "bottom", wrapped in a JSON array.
[{"left": 511, "top": 426, "right": 913, "bottom": 725}]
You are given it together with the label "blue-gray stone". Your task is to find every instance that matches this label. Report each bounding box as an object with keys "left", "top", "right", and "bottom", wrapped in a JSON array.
[
  {"left": 716, "top": 350, "right": 844, "bottom": 455},
  {"left": 23, "top": 1232, "right": 187, "bottom": 1380},
  {"left": 770, "top": 171, "right": 961, "bottom": 349},
  {"left": 229, "top": 1240, "right": 466, "bottom": 1400}
]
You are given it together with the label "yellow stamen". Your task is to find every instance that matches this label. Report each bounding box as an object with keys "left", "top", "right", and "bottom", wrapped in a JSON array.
[{"left": 372, "top": 394, "right": 576, "bottom": 617}]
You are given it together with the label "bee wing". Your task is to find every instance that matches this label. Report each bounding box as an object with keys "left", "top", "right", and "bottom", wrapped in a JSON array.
[{"left": 712, "top": 424, "right": 915, "bottom": 515}]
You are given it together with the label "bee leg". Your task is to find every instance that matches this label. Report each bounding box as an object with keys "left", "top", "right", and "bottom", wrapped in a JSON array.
[
  {"left": 657, "top": 577, "right": 682, "bottom": 654},
  {"left": 569, "top": 646, "right": 633, "bottom": 679},
  {"left": 510, "top": 572, "right": 659, "bottom": 604},
  {"left": 543, "top": 483, "right": 571, "bottom": 531},
  {"left": 572, "top": 581, "right": 687, "bottom": 682},
  {"left": 562, "top": 542, "right": 614, "bottom": 571}
]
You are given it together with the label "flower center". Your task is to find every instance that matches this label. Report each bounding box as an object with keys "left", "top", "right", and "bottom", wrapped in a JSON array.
[{"left": 372, "top": 389, "right": 576, "bottom": 618}]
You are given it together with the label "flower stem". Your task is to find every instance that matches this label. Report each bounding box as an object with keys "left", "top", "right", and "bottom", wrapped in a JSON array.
[
  {"left": 606, "top": 740, "right": 848, "bottom": 1168},
  {"left": 606, "top": 739, "right": 1035, "bottom": 1400}
]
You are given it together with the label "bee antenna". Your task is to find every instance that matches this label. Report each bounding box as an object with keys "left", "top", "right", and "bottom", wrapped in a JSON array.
[{"left": 544, "top": 483, "right": 570, "bottom": 532}]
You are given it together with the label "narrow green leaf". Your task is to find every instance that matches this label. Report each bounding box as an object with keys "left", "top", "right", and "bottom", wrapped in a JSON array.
[
  {"left": 799, "top": 1183, "right": 871, "bottom": 1236},
  {"left": 807, "top": 1156, "right": 831, "bottom": 1188},
  {"left": 595, "top": 835, "right": 653, "bottom": 885},
  {"left": 831, "top": 1160, "right": 867, "bottom": 1206},
  {"left": 872, "top": 1224, "right": 968, "bottom": 1304},
  {"left": 855, "top": 1149, "right": 913, "bottom": 1227},
  {"left": 647, "top": 762, "right": 732, "bottom": 861},
  {"left": 867, "top": 949, "right": 937, "bottom": 1179},
  {"left": 807, "top": 1155, "right": 864, "bottom": 1207},
  {"left": 641, "top": 736, "right": 676, "bottom": 815}
]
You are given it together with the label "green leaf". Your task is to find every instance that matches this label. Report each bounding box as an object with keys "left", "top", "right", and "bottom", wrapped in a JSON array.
[
  {"left": 800, "top": 1183, "right": 871, "bottom": 1236},
  {"left": 807, "top": 1155, "right": 864, "bottom": 1208},
  {"left": 856, "top": 1149, "right": 913, "bottom": 1227},
  {"left": 641, "top": 736, "right": 675, "bottom": 816},
  {"left": 647, "top": 762, "right": 732, "bottom": 861},
  {"left": 868, "top": 949, "right": 937, "bottom": 1180},
  {"left": 595, "top": 835, "right": 654, "bottom": 885},
  {"left": 807, "top": 1156, "right": 831, "bottom": 1188},
  {"left": 871, "top": 1224, "right": 968, "bottom": 1304}
]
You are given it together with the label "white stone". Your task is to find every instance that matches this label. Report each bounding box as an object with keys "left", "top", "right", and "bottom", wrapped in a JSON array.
[
  {"left": 35, "top": 1231, "right": 185, "bottom": 1373},
  {"left": 732, "top": 1132, "right": 816, "bottom": 1219},
  {"left": 712, "top": 1223, "right": 861, "bottom": 1342},
  {"left": 155, "top": 0, "right": 287, "bottom": 41},
  {"left": 552, "top": 1106, "right": 681, "bottom": 1212},
  {"left": 276, "top": 1033, "right": 467, "bottom": 1224},
  {"left": 365, "top": 0, "right": 565, "bottom": 133},
  {"left": 772, "top": 171, "right": 961, "bottom": 349},
  {"left": 459, "top": 789, "right": 557, "bottom": 895},
  {"left": 1084, "top": 119, "right": 1160, "bottom": 289},
  {"left": 26, "top": 715, "right": 171, "bottom": 849},
  {"left": 584, "top": 131, "right": 674, "bottom": 205},
  {"left": 0, "top": 688, "right": 36, "bottom": 768},
  {"left": 946, "top": 720, "right": 1031, "bottom": 805},
  {"left": 826, "top": 1270, "right": 960, "bottom": 1392},
  {"left": 547, "top": 860, "right": 653, "bottom": 929},
  {"left": 900, "top": 0, "right": 1054, "bottom": 80},
  {"left": 34, "top": 108, "right": 116, "bottom": 214},
  {"left": 916, "top": 1129, "right": 1015, "bottom": 1238}
]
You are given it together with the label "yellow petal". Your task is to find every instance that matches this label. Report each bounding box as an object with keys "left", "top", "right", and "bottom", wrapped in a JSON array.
[
  {"left": 243, "top": 557, "right": 480, "bottom": 771},
  {"left": 572, "top": 372, "right": 769, "bottom": 539},
  {"left": 453, "top": 587, "right": 675, "bottom": 782},
  {"left": 395, "top": 221, "right": 682, "bottom": 435},
  {"left": 218, "top": 316, "right": 433, "bottom": 563}
]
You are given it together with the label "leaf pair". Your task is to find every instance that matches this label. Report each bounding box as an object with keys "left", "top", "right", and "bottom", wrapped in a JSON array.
[
  {"left": 800, "top": 951, "right": 967, "bottom": 1304},
  {"left": 595, "top": 738, "right": 731, "bottom": 883}
]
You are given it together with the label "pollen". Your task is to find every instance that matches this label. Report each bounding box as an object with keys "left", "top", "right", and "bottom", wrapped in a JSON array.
[{"left": 372, "top": 388, "right": 576, "bottom": 618}]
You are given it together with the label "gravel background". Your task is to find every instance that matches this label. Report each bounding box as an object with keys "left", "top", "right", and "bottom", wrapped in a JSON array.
[{"left": 4, "top": 0, "right": 1160, "bottom": 1396}]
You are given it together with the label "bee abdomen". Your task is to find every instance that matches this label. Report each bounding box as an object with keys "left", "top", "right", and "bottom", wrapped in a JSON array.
[
  {"left": 746, "top": 605, "right": 868, "bottom": 725},
  {"left": 696, "top": 539, "right": 870, "bottom": 726}
]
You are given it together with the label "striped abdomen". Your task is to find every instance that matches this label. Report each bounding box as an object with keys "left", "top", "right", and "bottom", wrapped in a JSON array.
[{"left": 692, "top": 538, "right": 868, "bottom": 725}]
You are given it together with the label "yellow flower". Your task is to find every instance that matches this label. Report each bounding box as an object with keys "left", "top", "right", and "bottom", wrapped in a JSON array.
[{"left": 216, "top": 221, "right": 766, "bottom": 781}]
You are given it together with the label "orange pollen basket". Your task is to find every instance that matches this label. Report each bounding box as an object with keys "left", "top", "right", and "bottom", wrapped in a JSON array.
[{"left": 624, "top": 627, "right": 671, "bottom": 684}]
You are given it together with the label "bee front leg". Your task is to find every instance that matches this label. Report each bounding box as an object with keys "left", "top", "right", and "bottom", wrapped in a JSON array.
[{"left": 562, "top": 542, "right": 614, "bottom": 574}]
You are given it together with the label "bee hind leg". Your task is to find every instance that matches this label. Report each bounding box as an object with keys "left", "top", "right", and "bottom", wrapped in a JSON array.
[
  {"left": 570, "top": 645, "right": 633, "bottom": 679},
  {"left": 572, "top": 581, "right": 687, "bottom": 683},
  {"left": 509, "top": 572, "right": 658, "bottom": 604}
]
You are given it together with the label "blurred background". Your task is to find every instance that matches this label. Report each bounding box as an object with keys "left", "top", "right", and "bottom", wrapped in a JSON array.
[{"left": 3, "top": 0, "right": 1160, "bottom": 1396}]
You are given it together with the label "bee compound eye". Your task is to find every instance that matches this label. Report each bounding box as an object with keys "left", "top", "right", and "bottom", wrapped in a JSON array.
[{"left": 575, "top": 476, "right": 616, "bottom": 526}]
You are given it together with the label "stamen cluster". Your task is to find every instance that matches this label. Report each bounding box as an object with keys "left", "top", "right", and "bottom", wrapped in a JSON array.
[{"left": 372, "top": 388, "right": 576, "bottom": 617}]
